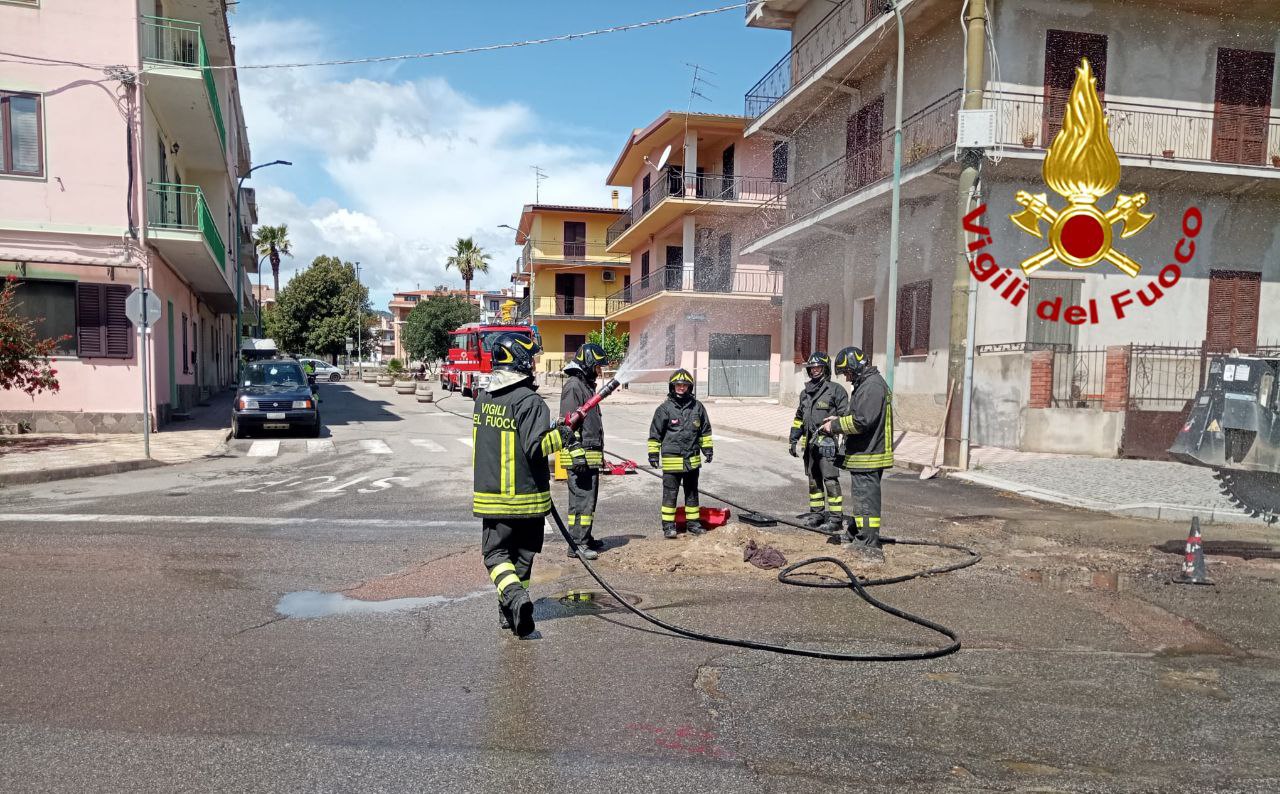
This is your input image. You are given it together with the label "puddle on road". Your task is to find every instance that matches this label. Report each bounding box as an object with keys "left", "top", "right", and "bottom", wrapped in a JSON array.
[{"left": 276, "top": 588, "right": 487, "bottom": 619}]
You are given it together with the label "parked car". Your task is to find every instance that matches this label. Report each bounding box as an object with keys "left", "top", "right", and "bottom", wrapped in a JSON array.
[
  {"left": 233, "top": 359, "right": 321, "bottom": 439},
  {"left": 298, "top": 358, "right": 344, "bottom": 382}
]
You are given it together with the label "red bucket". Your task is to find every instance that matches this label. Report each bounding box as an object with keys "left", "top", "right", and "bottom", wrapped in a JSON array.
[{"left": 674, "top": 507, "right": 730, "bottom": 528}]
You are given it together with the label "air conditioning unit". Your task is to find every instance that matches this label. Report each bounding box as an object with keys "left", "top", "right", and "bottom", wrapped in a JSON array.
[{"left": 602, "top": 270, "right": 616, "bottom": 283}]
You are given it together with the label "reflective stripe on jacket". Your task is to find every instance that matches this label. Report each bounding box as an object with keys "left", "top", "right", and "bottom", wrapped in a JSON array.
[
  {"left": 472, "top": 378, "right": 563, "bottom": 518},
  {"left": 835, "top": 370, "right": 893, "bottom": 471},
  {"left": 648, "top": 396, "right": 712, "bottom": 471}
]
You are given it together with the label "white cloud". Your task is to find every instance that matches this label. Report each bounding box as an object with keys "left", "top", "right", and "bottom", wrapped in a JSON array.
[{"left": 233, "top": 17, "right": 620, "bottom": 303}]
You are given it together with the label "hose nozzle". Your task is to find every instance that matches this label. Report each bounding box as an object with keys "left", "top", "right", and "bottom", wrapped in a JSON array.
[{"left": 564, "top": 378, "right": 622, "bottom": 430}]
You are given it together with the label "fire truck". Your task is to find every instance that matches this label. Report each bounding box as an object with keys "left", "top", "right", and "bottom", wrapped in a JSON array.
[{"left": 439, "top": 322, "right": 541, "bottom": 396}]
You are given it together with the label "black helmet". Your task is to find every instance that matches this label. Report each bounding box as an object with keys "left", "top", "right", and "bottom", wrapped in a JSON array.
[
  {"left": 668, "top": 368, "right": 695, "bottom": 399},
  {"left": 833, "top": 346, "right": 868, "bottom": 378},
  {"left": 804, "top": 351, "right": 831, "bottom": 380},
  {"left": 576, "top": 342, "right": 608, "bottom": 370},
  {"left": 491, "top": 332, "right": 541, "bottom": 375}
]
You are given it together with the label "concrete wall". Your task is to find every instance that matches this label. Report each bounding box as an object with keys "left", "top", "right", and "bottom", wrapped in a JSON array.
[
  {"left": 1021, "top": 407, "right": 1124, "bottom": 457},
  {"left": 971, "top": 352, "right": 1030, "bottom": 450}
]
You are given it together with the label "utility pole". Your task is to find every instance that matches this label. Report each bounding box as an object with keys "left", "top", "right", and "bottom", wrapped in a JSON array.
[
  {"left": 944, "top": 0, "right": 988, "bottom": 469},
  {"left": 354, "top": 261, "right": 363, "bottom": 377},
  {"left": 882, "top": 0, "right": 906, "bottom": 393}
]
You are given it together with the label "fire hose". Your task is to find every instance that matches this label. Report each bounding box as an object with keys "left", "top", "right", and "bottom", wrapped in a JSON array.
[{"left": 435, "top": 381, "right": 979, "bottom": 661}]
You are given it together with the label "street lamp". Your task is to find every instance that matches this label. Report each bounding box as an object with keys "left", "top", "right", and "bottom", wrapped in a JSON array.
[
  {"left": 235, "top": 159, "right": 291, "bottom": 359},
  {"left": 254, "top": 252, "right": 269, "bottom": 335},
  {"left": 882, "top": 0, "right": 905, "bottom": 393},
  {"left": 499, "top": 223, "right": 533, "bottom": 323},
  {"left": 354, "top": 261, "right": 363, "bottom": 377}
]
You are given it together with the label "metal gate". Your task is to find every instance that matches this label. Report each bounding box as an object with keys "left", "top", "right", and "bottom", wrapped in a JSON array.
[
  {"left": 708, "top": 333, "right": 770, "bottom": 397},
  {"left": 1121, "top": 344, "right": 1208, "bottom": 460}
]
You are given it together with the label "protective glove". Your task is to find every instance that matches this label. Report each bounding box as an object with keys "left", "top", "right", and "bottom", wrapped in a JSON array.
[
  {"left": 788, "top": 441, "right": 798, "bottom": 458},
  {"left": 559, "top": 425, "right": 575, "bottom": 447},
  {"left": 704, "top": 448, "right": 714, "bottom": 464},
  {"left": 571, "top": 454, "right": 590, "bottom": 474},
  {"left": 648, "top": 453, "right": 660, "bottom": 469}
]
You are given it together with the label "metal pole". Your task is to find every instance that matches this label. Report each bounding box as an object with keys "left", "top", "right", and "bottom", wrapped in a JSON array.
[
  {"left": 945, "top": 0, "right": 988, "bottom": 469},
  {"left": 234, "top": 177, "right": 243, "bottom": 358},
  {"left": 139, "top": 267, "right": 151, "bottom": 459},
  {"left": 256, "top": 254, "right": 264, "bottom": 335},
  {"left": 355, "top": 262, "right": 362, "bottom": 377},
  {"left": 883, "top": 0, "right": 906, "bottom": 392}
]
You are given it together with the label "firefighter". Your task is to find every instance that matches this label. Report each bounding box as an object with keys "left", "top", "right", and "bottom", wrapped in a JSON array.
[
  {"left": 559, "top": 342, "right": 609, "bottom": 560},
  {"left": 821, "top": 346, "right": 893, "bottom": 559},
  {"left": 788, "top": 352, "right": 847, "bottom": 533},
  {"left": 473, "top": 332, "right": 571, "bottom": 637},
  {"left": 648, "top": 369, "right": 714, "bottom": 539}
]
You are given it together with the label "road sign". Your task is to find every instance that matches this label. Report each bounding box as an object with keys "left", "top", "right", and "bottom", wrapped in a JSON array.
[
  {"left": 345, "top": 341, "right": 355, "bottom": 353},
  {"left": 125, "top": 288, "right": 162, "bottom": 327}
]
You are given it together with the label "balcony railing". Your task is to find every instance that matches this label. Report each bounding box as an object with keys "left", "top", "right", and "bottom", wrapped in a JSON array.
[
  {"left": 141, "top": 16, "right": 227, "bottom": 151},
  {"left": 986, "top": 91, "right": 1280, "bottom": 167},
  {"left": 745, "top": 0, "right": 884, "bottom": 119},
  {"left": 531, "top": 296, "right": 610, "bottom": 318},
  {"left": 742, "top": 90, "right": 961, "bottom": 247},
  {"left": 146, "top": 183, "right": 226, "bottom": 270},
  {"left": 521, "top": 239, "right": 629, "bottom": 268},
  {"left": 606, "top": 166, "right": 786, "bottom": 246},
  {"left": 605, "top": 265, "right": 784, "bottom": 315}
]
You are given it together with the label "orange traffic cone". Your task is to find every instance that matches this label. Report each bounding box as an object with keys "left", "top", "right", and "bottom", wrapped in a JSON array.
[{"left": 1173, "top": 516, "right": 1214, "bottom": 586}]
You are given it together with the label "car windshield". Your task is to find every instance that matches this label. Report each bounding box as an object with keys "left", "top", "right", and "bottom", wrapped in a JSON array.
[
  {"left": 481, "top": 332, "right": 505, "bottom": 352},
  {"left": 242, "top": 362, "right": 306, "bottom": 388}
]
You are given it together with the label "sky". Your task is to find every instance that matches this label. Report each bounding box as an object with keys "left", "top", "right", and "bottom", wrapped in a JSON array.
[{"left": 230, "top": 1, "right": 787, "bottom": 309}]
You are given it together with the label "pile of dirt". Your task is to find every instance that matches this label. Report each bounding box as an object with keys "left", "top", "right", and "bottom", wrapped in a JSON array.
[{"left": 606, "top": 521, "right": 956, "bottom": 580}]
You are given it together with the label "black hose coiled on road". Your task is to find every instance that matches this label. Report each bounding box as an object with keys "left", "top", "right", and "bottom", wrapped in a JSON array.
[{"left": 432, "top": 395, "right": 978, "bottom": 661}]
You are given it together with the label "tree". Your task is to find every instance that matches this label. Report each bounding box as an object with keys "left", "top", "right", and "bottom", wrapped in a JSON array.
[
  {"left": 0, "top": 276, "right": 66, "bottom": 397},
  {"left": 444, "top": 237, "right": 490, "bottom": 296},
  {"left": 267, "top": 255, "right": 376, "bottom": 362},
  {"left": 402, "top": 290, "right": 480, "bottom": 363},
  {"left": 587, "top": 322, "right": 629, "bottom": 366},
  {"left": 254, "top": 224, "right": 293, "bottom": 295}
]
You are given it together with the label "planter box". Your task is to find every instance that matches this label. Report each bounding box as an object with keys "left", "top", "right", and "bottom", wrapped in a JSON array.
[
  {"left": 361, "top": 370, "right": 379, "bottom": 383},
  {"left": 394, "top": 380, "right": 416, "bottom": 394},
  {"left": 376, "top": 375, "right": 395, "bottom": 387},
  {"left": 415, "top": 384, "right": 434, "bottom": 403}
]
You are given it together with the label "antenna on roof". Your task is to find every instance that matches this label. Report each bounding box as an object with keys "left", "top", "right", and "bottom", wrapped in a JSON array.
[
  {"left": 531, "top": 166, "right": 549, "bottom": 202},
  {"left": 685, "top": 63, "right": 717, "bottom": 107}
]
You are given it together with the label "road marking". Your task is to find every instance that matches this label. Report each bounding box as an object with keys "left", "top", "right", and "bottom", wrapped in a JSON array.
[
  {"left": 718, "top": 437, "right": 743, "bottom": 444},
  {"left": 458, "top": 437, "right": 474, "bottom": 448},
  {"left": 247, "top": 440, "right": 280, "bottom": 457},
  {"left": 359, "top": 439, "right": 393, "bottom": 455},
  {"left": 307, "top": 439, "right": 336, "bottom": 454},
  {"left": 409, "top": 439, "right": 446, "bottom": 453},
  {"left": 0, "top": 513, "right": 456, "bottom": 527}
]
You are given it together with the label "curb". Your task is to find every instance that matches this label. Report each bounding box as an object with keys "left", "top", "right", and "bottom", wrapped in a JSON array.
[{"left": 0, "top": 457, "right": 167, "bottom": 486}]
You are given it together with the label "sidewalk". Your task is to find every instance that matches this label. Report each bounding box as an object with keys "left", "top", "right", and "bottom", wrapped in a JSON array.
[
  {"left": 0, "top": 391, "right": 233, "bottom": 485},
  {"left": 696, "top": 399, "right": 1261, "bottom": 526}
]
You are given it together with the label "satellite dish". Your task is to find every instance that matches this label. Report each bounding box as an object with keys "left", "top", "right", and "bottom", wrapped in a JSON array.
[{"left": 655, "top": 144, "right": 672, "bottom": 171}]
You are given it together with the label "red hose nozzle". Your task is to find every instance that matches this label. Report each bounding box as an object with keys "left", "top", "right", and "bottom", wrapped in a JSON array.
[{"left": 563, "top": 378, "right": 621, "bottom": 430}]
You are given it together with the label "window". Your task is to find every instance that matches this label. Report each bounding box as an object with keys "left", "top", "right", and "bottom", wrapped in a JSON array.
[
  {"left": 1044, "top": 30, "right": 1107, "bottom": 142},
  {"left": 772, "top": 141, "right": 789, "bottom": 183},
  {"left": 1, "top": 92, "right": 43, "bottom": 177},
  {"left": 565, "top": 334, "right": 586, "bottom": 357},
  {"left": 563, "top": 221, "right": 586, "bottom": 258},
  {"left": 792, "top": 303, "right": 829, "bottom": 363},
  {"left": 9, "top": 279, "right": 75, "bottom": 355},
  {"left": 860, "top": 297, "right": 875, "bottom": 355},
  {"left": 405, "top": 295, "right": 419, "bottom": 303},
  {"left": 896, "top": 280, "right": 931, "bottom": 357},
  {"left": 1026, "top": 279, "right": 1081, "bottom": 348},
  {"left": 1206, "top": 270, "right": 1261, "bottom": 353},
  {"left": 181, "top": 312, "right": 189, "bottom": 373},
  {"left": 1212, "top": 48, "right": 1274, "bottom": 165},
  {"left": 640, "top": 251, "right": 650, "bottom": 281},
  {"left": 664, "top": 326, "right": 676, "bottom": 367},
  {"left": 74, "top": 283, "right": 133, "bottom": 359},
  {"left": 489, "top": 299, "right": 500, "bottom": 311}
]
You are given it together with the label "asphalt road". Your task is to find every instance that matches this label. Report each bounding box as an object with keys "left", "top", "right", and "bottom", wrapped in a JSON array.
[{"left": 2, "top": 380, "right": 1279, "bottom": 792}]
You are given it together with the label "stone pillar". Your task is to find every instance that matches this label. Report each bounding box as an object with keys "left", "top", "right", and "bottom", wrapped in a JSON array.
[
  {"left": 1103, "top": 345, "right": 1130, "bottom": 412},
  {"left": 1029, "top": 350, "right": 1053, "bottom": 409},
  {"left": 682, "top": 215, "right": 696, "bottom": 284}
]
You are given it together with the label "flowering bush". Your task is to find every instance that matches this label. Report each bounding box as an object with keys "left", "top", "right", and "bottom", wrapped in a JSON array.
[{"left": 1, "top": 276, "right": 69, "bottom": 397}]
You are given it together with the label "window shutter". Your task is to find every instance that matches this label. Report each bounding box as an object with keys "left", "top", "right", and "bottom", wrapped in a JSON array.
[
  {"left": 915, "top": 281, "right": 932, "bottom": 355},
  {"left": 793, "top": 310, "right": 805, "bottom": 363},
  {"left": 104, "top": 285, "right": 133, "bottom": 358},
  {"left": 1234, "top": 272, "right": 1261, "bottom": 353},
  {"left": 76, "top": 283, "right": 104, "bottom": 357},
  {"left": 816, "top": 303, "right": 830, "bottom": 352},
  {"left": 896, "top": 287, "right": 911, "bottom": 356}
]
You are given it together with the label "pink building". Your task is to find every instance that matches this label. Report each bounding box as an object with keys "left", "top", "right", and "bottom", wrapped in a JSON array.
[
  {"left": 603, "top": 112, "right": 786, "bottom": 397},
  {"left": 0, "top": 1, "right": 256, "bottom": 431}
]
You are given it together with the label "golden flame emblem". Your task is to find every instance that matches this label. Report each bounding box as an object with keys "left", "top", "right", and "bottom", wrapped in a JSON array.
[{"left": 1010, "top": 59, "right": 1154, "bottom": 276}]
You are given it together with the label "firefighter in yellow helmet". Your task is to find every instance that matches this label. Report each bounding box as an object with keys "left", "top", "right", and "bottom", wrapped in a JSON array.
[
  {"left": 648, "top": 369, "right": 714, "bottom": 539},
  {"left": 821, "top": 346, "right": 893, "bottom": 559},
  {"left": 473, "top": 332, "right": 571, "bottom": 637},
  {"left": 788, "top": 351, "right": 848, "bottom": 534}
]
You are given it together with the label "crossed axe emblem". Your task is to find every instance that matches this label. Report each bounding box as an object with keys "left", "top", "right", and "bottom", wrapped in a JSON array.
[{"left": 1011, "top": 191, "right": 1154, "bottom": 277}]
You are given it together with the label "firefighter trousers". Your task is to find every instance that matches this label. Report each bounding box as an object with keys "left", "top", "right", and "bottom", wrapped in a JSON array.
[
  {"left": 482, "top": 518, "right": 545, "bottom": 602},
  {"left": 566, "top": 467, "right": 600, "bottom": 544},
  {"left": 847, "top": 469, "right": 883, "bottom": 541},
  {"left": 803, "top": 447, "right": 843, "bottom": 514},
  {"left": 661, "top": 469, "right": 701, "bottom": 526}
]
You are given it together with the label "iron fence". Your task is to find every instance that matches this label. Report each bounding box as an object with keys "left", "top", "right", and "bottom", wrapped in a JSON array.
[
  {"left": 141, "top": 16, "right": 226, "bottom": 149},
  {"left": 976, "top": 341, "right": 1072, "bottom": 355},
  {"left": 521, "top": 239, "right": 628, "bottom": 266},
  {"left": 146, "top": 182, "right": 226, "bottom": 270},
  {"left": 1051, "top": 347, "right": 1107, "bottom": 408},
  {"left": 605, "top": 264, "right": 784, "bottom": 314},
  {"left": 744, "top": 0, "right": 885, "bottom": 119},
  {"left": 607, "top": 166, "right": 786, "bottom": 246}
]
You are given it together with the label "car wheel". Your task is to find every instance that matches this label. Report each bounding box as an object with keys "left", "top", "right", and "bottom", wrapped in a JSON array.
[
  {"left": 307, "top": 419, "right": 322, "bottom": 438},
  {"left": 330, "top": 372, "right": 341, "bottom": 382},
  {"left": 233, "top": 421, "right": 247, "bottom": 439}
]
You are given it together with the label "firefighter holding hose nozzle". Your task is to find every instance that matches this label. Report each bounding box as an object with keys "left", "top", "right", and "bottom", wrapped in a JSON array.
[
  {"left": 789, "top": 352, "right": 848, "bottom": 534},
  {"left": 472, "top": 332, "right": 572, "bottom": 638},
  {"left": 559, "top": 343, "right": 610, "bottom": 560},
  {"left": 822, "top": 346, "right": 893, "bottom": 559}
]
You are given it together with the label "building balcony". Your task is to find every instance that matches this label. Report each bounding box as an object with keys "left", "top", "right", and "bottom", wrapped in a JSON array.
[
  {"left": 141, "top": 16, "right": 227, "bottom": 170},
  {"left": 147, "top": 183, "right": 234, "bottom": 312},
  {"left": 604, "top": 264, "right": 784, "bottom": 322},
  {"left": 744, "top": 0, "right": 807, "bottom": 30},
  {"left": 521, "top": 239, "right": 630, "bottom": 271},
  {"left": 605, "top": 167, "right": 785, "bottom": 253},
  {"left": 531, "top": 295, "right": 610, "bottom": 320}
]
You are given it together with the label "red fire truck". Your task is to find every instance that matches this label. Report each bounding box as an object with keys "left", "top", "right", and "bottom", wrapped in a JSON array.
[{"left": 439, "top": 323, "right": 541, "bottom": 396}]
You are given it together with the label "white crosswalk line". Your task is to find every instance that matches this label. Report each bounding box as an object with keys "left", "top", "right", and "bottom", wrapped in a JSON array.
[
  {"left": 246, "top": 440, "right": 280, "bottom": 457},
  {"left": 307, "top": 439, "right": 335, "bottom": 454},
  {"left": 458, "top": 437, "right": 474, "bottom": 448},
  {"left": 409, "top": 439, "right": 446, "bottom": 453},
  {"left": 359, "top": 439, "right": 393, "bottom": 455},
  {"left": 718, "top": 437, "right": 743, "bottom": 443}
]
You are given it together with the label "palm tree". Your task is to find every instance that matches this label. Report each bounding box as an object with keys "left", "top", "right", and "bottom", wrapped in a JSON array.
[
  {"left": 254, "top": 224, "right": 293, "bottom": 294},
  {"left": 445, "top": 237, "right": 491, "bottom": 298}
]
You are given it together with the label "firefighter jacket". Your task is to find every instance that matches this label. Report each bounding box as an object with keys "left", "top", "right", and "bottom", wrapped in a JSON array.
[
  {"left": 835, "top": 367, "right": 893, "bottom": 471},
  {"left": 648, "top": 395, "right": 713, "bottom": 472},
  {"left": 790, "top": 378, "right": 848, "bottom": 451},
  {"left": 558, "top": 371, "right": 605, "bottom": 470},
  {"left": 472, "top": 371, "right": 565, "bottom": 518}
]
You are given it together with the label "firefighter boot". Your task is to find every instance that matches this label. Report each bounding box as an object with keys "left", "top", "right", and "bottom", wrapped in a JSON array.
[
  {"left": 854, "top": 519, "right": 885, "bottom": 561},
  {"left": 687, "top": 521, "right": 705, "bottom": 535},
  {"left": 567, "top": 545, "right": 599, "bottom": 560},
  {"left": 504, "top": 587, "right": 536, "bottom": 638},
  {"left": 585, "top": 536, "right": 606, "bottom": 552},
  {"left": 803, "top": 511, "right": 826, "bottom": 529},
  {"left": 497, "top": 601, "right": 512, "bottom": 630},
  {"left": 821, "top": 512, "right": 844, "bottom": 536},
  {"left": 663, "top": 522, "right": 678, "bottom": 539}
]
